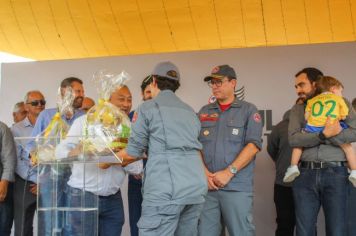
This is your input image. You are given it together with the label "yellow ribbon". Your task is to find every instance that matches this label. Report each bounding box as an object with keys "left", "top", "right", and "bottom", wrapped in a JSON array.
[
  {"left": 43, "top": 112, "right": 68, "bottom": 139},
  {"left": 98, "top": 98, "right": 106, "bottom": 107},
  {"left": 91, "top": 98, "right": 109, "bottom": 121}
]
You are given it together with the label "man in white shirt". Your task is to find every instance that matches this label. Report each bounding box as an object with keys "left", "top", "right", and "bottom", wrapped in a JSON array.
[{"left": 55, "top": 85, "right": 142, "bottom": 236}]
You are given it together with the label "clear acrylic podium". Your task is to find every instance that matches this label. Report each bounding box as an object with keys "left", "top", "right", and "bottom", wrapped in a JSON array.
[{"left": 33, "top": 136, "right": 100, "bottom": 236}]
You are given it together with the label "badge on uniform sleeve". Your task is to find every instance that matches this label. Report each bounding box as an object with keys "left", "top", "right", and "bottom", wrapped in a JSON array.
[
  {"left": 253, "top": 113, "right": 262, "bottom": 123},
  {"left": 232, "top": 128, "right": 239, "bottom": 135},
  {"left": 203, "top": 130, "right": 210, "bottom": 136},
  {"left": 132, "top": 112, "right": 138, "bottom": 123}
]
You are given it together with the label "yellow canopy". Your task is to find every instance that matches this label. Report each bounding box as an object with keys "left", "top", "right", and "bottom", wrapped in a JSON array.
[{"left": 0, "top": 0, "right": 355, "bottom": 60}]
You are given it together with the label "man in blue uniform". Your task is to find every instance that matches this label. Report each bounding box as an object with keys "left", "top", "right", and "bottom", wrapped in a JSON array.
[
  {"left": 119, "top": 61, "right": 207, "bottom": 236},
  {"left": 128, "top": 75, "right": 152, "bottom": 236},
  {"left": 198, "top": 65, "right": 262, "bottom": 236}
]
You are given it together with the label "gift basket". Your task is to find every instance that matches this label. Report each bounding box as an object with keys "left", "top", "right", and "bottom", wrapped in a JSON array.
[
  {"left": 35, "top": 87, "right": 75, "bottom": 163},
  {"left": 83, "top": 70, "right": 131, "bottom": 163}
]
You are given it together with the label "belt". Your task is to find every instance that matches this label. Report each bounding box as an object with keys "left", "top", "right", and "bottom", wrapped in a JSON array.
[
  {"left": 99, "top": 189, "right": 121, "bottom": 198},
  {"left": 300, "top": 161, "right": 347, "bottom": 169}
]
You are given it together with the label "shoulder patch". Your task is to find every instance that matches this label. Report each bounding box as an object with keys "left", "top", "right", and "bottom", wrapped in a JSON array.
[
  {"left": 253, "top": 113, "right": 262, "bottom": 123},
  {"left": 132, "top": 112, "right": 138, "bottom": 123},
  {"left": 208, "top": 95, "right": 216, "bottom": 104}
]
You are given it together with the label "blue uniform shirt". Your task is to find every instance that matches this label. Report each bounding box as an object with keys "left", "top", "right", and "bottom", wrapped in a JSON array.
[
  {"left": 198, "top": 97, "right": 263, "bottom": 192},
  {"left": 126, "top": 90, "right": 208, "bottom": 207},
  {"left": 11, "top": 117, "right": 36, "bottom": 182}
]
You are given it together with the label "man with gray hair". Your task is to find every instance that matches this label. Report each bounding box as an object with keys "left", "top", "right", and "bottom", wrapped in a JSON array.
[
  {"left": 12, "top": 102, "right": 27, "bottom": 124},
  {"left": 11, "top": 90, "right": 46, "bottom": 236}
]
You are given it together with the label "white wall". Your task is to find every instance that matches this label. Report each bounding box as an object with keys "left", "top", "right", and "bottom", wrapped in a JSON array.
[{"left": 1, "top": 42, "right": 356, "bottom": 235}]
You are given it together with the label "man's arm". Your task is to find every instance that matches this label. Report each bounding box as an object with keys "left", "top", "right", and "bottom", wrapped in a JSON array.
[
  {"left": 117, "top": 149, "right": 140, "bottom": 166},
  {"left": 213, "top": 143, "right": 259, "bottom": 187},
  {"left": 120, "top": 106, "right": 149, "bottom": 164},
  {"left": 199, "top": 151, "right": 218, "bottom": 190},
  {"left": 0, "top": 124, "right": 17, "bottom": 201},
  {"left": 0, "top": 124, "right": 16, "bottom": 182},
  {"left": 230, "top": 143, "right": 260, "bottom": 171},
  {"left": 328, "top": 99, "right": 356, "bottom": 145},
  {"left": 213, "top": 105, "right": 262, "bottom": 187},
  {"left": 288, "top": 104, "right": 322, "bottom": 148},
  {"left": 54, "top": 116, "right": 83, "bottom": 159}
]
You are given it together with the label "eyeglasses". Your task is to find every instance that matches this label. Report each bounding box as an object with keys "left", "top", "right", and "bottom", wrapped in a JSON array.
[
  {"left": 27, "top": 100, "right": 46, "bottom": 106},
  {"left": 207, "top": 79, "right": 230, "bottom": 88}
]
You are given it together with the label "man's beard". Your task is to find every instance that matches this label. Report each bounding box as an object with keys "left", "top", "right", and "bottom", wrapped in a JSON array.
[
  {"left": 72, "top": 96, "right": 83, "bottom": 109},
  {"left": 298, "top": 92, "right": 314, "bottom": 102}
]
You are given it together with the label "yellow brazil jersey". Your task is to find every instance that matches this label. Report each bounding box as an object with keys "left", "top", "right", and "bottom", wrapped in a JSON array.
[{"left": 306, "top": 92, "right": 349, "bottom": 127}]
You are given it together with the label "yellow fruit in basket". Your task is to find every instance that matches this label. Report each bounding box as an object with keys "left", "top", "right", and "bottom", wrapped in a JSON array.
[{"left": 101, "top": 112, "right": 115, "bottom": 126}]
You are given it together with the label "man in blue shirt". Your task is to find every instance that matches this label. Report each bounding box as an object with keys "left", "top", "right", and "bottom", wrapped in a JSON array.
[
  {"left": 29, "top": 77, "right": 85, "bottom": 235},
  {"left": 30, "top": 77, "right": 85, "bottom": 139},
  {"left": 198, "top": 65, "right": 263, "bottom": 236},
  {"left": 11, "top": 90, "right": 45, "bottom": 236}
]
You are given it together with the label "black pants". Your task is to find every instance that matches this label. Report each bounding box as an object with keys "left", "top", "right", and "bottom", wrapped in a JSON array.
[
  {"left": 0, "top": 182, "right": 13, "bottom": 236},
  {"left": 274, "top": 184, "right": 295, "bottom": 236},
  {"left": 128, "top": 176, "right": 143, "bottom": 236},
  {"left": 14, "top": 175, "right": 36, "bottom": 236},
  {"left": 347, "top": 185, "right": 356, "bottom": 236}
]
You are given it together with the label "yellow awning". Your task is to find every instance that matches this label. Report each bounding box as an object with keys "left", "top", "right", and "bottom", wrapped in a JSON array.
[{"left": 0, "top": 0, "right": 355, "bottom": 61}]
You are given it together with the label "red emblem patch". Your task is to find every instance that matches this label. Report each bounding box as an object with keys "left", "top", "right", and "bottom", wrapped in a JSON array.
[
  {"left": 208, "top": 95, "right": 216, "bottom": 104},
  {"left": 211, "top": 66, "right": 220, "bottom": 74},
  {"left": 132, "top": 112, "right": 138, "bottom": 123},
  {"left": 200, "top": 113, "right": 208, "bottom": 119},
  {"left": 253, "top": 113, "right": 262, "bottom": 123},
  {"left": 200, "top": 113, "right": 218, "bottom": 122}
]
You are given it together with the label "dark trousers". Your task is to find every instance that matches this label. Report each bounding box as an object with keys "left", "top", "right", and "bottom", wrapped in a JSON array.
[
  {"left": 347, "top": 184, "right": 356, "bottom": 236},
  {"left": 0, "top": 182, "right": 13, "bottom": 236},
  {"left": 293, "top": 167, "right": 348, "bottom": 236},
  {"left": 274, "top": 184, "right": 295, "bottom": 236},
  {"left": 64, "top": 186, "right": 124, "bottom": 236},
  {"left": 14, "top": 175, "right": 36, "bottom": 236},
  {"left": 128, "top": 176, "right": 143, "bottom": 236}
]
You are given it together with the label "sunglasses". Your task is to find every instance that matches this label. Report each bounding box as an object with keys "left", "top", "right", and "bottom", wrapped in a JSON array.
[{"left": 27, "top": 100, "right": 46, "bottom": 106}]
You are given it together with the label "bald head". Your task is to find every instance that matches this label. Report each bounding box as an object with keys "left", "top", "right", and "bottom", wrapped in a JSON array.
[
  {"left": 81, "top": 97, "right": 95, "bottom": 113},
  {"left": 109, "top": 85, "right": 132, "bottom": 115}
]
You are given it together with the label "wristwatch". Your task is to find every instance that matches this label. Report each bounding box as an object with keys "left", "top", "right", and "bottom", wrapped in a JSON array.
[{"left": 229, "top": 165, "right": 238, "bottom": 175}]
